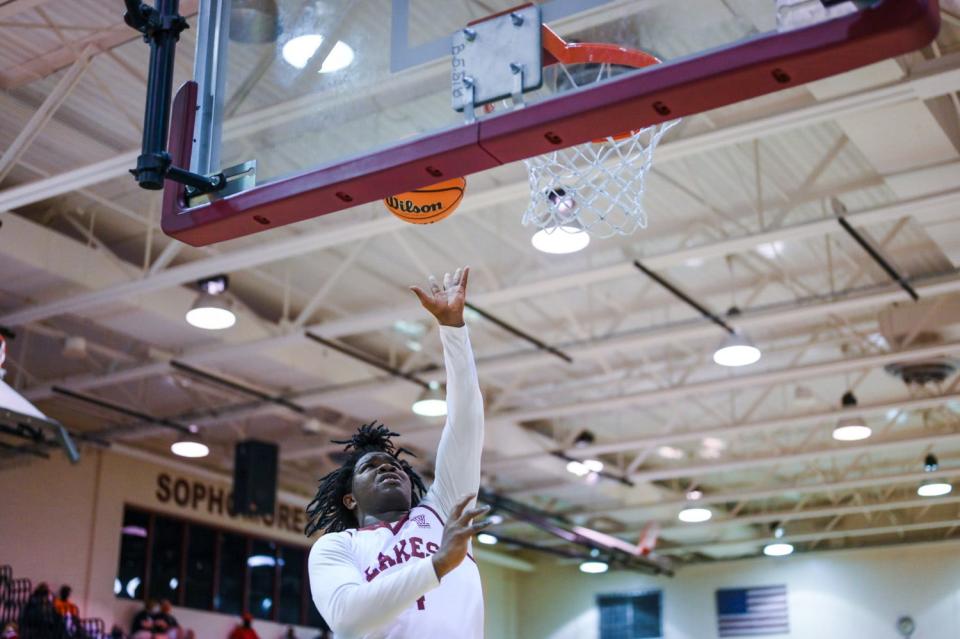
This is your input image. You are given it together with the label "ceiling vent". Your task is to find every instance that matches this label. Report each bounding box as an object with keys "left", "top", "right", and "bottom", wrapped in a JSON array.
[{"left": 878, "top": 297, "right": 960, "bottom": 385}]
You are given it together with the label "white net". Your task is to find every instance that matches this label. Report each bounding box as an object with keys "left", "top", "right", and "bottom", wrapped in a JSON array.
[{"left": 523, "top": 119, "right": 678, "bottom": 238}]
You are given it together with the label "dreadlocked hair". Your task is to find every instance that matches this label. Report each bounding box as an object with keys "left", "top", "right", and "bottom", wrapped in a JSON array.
[{"left": 304, "top": 421, "right": 427, "bottom": 536}]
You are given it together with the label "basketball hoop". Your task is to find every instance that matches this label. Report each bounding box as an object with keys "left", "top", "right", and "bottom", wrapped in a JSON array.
[{"left": 523, "top": 27, "right": 679, "bottom": 239}]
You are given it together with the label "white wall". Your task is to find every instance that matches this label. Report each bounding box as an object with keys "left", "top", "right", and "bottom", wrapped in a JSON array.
[
  {"left": 7, "top": 449, "right": 957, "bottom": 639},
  {"left": 0, "top": 448, "right": 521, "bottom": 639},
  {"left": 514, "top": 541, "right": 960, "bottom": 639}
]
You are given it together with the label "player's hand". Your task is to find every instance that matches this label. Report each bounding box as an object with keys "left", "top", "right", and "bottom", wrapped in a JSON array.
[
  {"left": 410, "top": 267, "right": 470, "bottom": 327},
  {"left": 431, "top": 493, "right": 490, "bottom": 579}
]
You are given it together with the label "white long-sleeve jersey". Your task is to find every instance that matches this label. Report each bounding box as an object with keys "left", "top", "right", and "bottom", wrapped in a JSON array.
[{"left": 308, "top": 325, "right": 485, "bottom": 639}]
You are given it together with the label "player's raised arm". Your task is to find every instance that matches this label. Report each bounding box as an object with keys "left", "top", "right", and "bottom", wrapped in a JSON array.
[{"left": 410, "top": 267, "right": 485, "bottom": 518}]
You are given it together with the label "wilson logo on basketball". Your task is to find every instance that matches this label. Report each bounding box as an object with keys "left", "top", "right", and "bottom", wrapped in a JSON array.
[
  {"left": 384, "top": 196, "right": 445, "bottom": 214},
  {"left": 384, "top": 176, "right": 466, "bottom": 225}
]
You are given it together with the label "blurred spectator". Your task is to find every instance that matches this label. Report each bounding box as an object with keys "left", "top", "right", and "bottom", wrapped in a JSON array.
[
  {"left": 53, "top": 586, "right": 81, "bottom": 638},
  {"left": 154, "top": 601, "right": 179, "bottom": 639},
  {"left": 108, "top": 626, "right": 124, "bottom": 639},
  {"left": 19, "top": 583, "right": 66, "bottom": 639},
  {"left": 2, "top": 622, "right": 18, "bottom": 639},
  {"left": 129, "top": 600, "right": 156, "bottom": 639},
  {"left": 52, "top": 587, "right": 78, "bottom": 620},
  {"left": 227, "top": 613, "right": 259, "bottom": 639},
  {"left": 282, "top": 628, "right": 295, "bottom": 639}
]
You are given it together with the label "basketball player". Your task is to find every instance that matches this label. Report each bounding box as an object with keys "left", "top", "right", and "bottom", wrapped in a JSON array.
[{"left": 306, "top": 267, "right": 488, "bottom": 639}]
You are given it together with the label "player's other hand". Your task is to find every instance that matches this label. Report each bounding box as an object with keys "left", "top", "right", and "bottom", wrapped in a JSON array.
[
  {"left": 431, "top": 493, "right": 490, "bottom": 579},
  {"left": 410, "top": 267, "right": 470, "bottom": 327}
]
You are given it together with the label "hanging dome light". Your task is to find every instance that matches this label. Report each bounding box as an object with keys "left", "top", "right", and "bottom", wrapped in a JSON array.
[
  {"left": 531, "top": 225, "right": 590, "bottom": 254},
  {"left": 763, "top": 542, "right": 794, "bottom": 557},
  {"left": 412, "top": 381, "right": 447, "bottom": 417},
  {"left": 579, "top": 560, "right": 609, "bottom": 574},
  {"left": 476, "top": 533, "right": 498, "bottom": 545},
  {"left": 712, "top": 331, "right": 761, "bottom": 367},
  {"left": 917, "top": 454, "right": 953, "bottom": 497},
  {"left": 678, "top": 507, "right": 712, "bottom": 523},
  {"left": 186, "top": 276, "right": 236, "bottom": 330},
  {"left": 833, "top": 391, "right": 872, "bottom": 441},
  {"left": 171, "top": 425, "right": 209, "bottom": 458}
]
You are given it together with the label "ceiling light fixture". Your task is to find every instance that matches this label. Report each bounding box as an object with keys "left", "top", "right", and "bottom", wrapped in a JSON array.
[
  {"left": 62, "top": 336, "right": 88, "bottom": 359},
  {"left": 833, "top": 391, "right": 872, "bottom": 441},
  {"left": 531, "top": 225, "right": 590, "bottom": 254},
  {"left": 579, "top": 560, "right": 609, "bottom": 574},
  {"left": 755, "top": 240, "right": 785, "bottom": 260},
  {"left": 678, "top": 507, "right": 712, "bottom": 523},
  {"left": 917, "top": 454, "right": 952, "bottom": 497},
  {"left": 657, "top": 445, "right": 685, "bottom": 460},
  {"left": 170, "top": 425, "right": 209, "bottom": 458},
  {"left": 763, "top": 542, "right": 794, "bottom": 557},
  {"left": 281, "top": 34, "right": 355, "bottom": 72},
  {"left": 573, "top": 430, "right": 595, "bottom": 448},
  {"left": 186, "top": 275, "right": 236, "bottom": 330},
  {"left": 686, "top": 489, "right": 703, "bottom": 501},
  {"left": 566, "top": 460, "right": 590, "bottom": 477},
  {"left": 583, "top": 459, "right": 604, "bottom": 473},
  {"left": 712, "top": 331, "right": 761, "bottom": 367},
  {"left": 476, "top": 533, "right": 498, "bottom": 545},
  {"left": 411, "top": 381, "right": 447, "bottom": 417}
]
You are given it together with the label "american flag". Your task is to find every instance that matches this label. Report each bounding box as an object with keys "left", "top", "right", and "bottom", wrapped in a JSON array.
[{"left": 715, "top": 585, "right": 789, "bottom": 637}]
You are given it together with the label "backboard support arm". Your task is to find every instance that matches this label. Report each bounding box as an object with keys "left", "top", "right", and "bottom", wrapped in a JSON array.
[{"left": 124, "top": 0, "right": 226, "bottom": 196}]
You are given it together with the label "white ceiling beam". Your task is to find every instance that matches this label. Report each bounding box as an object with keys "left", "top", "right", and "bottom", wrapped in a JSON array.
[
  {"left": 509, "top": 430, "right": 960, "bottom": 497},
  {"left": 483, "top": 391, "right": 960, "bottom": 471},
  {"left": 577, "top": 468, "right": 960, "bottom": 519},
  {"left": 145, "top": 273, "right": 960, "bottom": 432},
  {"left": 517, "top": 489, "right": 960, "bottom": 548},
  {"left": 674, "top": 518, "right": 960, "bottom": 554},
  {"left": 0, "top": 0, "right": 52, "bottom": 20},
  {"left": 0, "top": 45, "right": 92, "bottom": 182},
  {"left": 494, "top": 340, "right": 960, "bottom": 425},
  {"left": 16, "top": 179, "right": 960, "bottom": 403},
  {"left": 657, "top": 494, "right": 960, "bottom": 536}
]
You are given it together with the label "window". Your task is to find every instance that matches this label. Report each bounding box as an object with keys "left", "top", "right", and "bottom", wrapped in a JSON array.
[
  {"left": 216, "top": 533, "right": 246, "bottom": 616},
  {"left": 247, "top": 540, "right": 277, "bottom": 620},
  {"left": 147, "top": 516, "right": 183, "bottom": 602},
  {"left": 598, "top": 591, "right": 662, "bottom": 639},
  {"left": 184, "top": 524, "right": 215, "bottom": 609},
  {"left": 116, "top": 509, "right": 149, "bottom": 600},
  {"left": 278, "top": 546, "right": 305, "bottom": 625},
  {"left": 115, "top": 506, "right": 319, "bottom": 627}
]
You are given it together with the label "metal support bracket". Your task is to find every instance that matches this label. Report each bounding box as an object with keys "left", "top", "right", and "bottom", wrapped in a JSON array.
[
  {"left": 451, "top": 4, "right": 542, "bottom": 113},
  {"left": 124, "top": 0, "right": 227, "bottom": 196},
  {"left": 186, "top": 160, "right": 256, "bottom": 206}
]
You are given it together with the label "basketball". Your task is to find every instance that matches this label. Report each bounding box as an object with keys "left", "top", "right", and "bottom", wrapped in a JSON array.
[{"left": 384, "top": 177, "right": 466, "bottom": 225}]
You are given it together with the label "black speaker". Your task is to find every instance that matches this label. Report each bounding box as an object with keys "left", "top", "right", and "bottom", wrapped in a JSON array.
[{"left": 233, "top": 439, "right": 278, "bottom": 516}]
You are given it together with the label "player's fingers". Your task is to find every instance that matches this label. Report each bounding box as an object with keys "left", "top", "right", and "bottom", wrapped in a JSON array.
[
  {"left": 443, "top": 271, "right": 453, "bottom": 291},
  {"left": 460, "top": 266, "right": 470, "bottom": 292},
  {"left": 451, "top": 493, "right": 476, "bottom": 519},
  {"left": 452, "top": 267, "right": 462, "bottom": 287},
  {"left": 469, "top": 519, "right": 493, "bottom": 532},
  {"left": 429, "top": 276, "right": 441, "bottom": 293},
  {"left": 410, "top": 286, "right": 431, "bottom": 306},
  {"left": 459, "top": 505, "right": 490, "bottom": 525}
]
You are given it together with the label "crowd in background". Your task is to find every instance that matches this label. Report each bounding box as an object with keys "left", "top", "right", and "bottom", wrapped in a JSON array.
[{"left": 1, "top": 584, "right": 329, "bottom": 639}]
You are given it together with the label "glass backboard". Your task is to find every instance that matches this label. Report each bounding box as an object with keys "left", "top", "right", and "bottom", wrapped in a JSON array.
[{"left": 160, "top": 0, "right": 940, "bottom": 245}]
